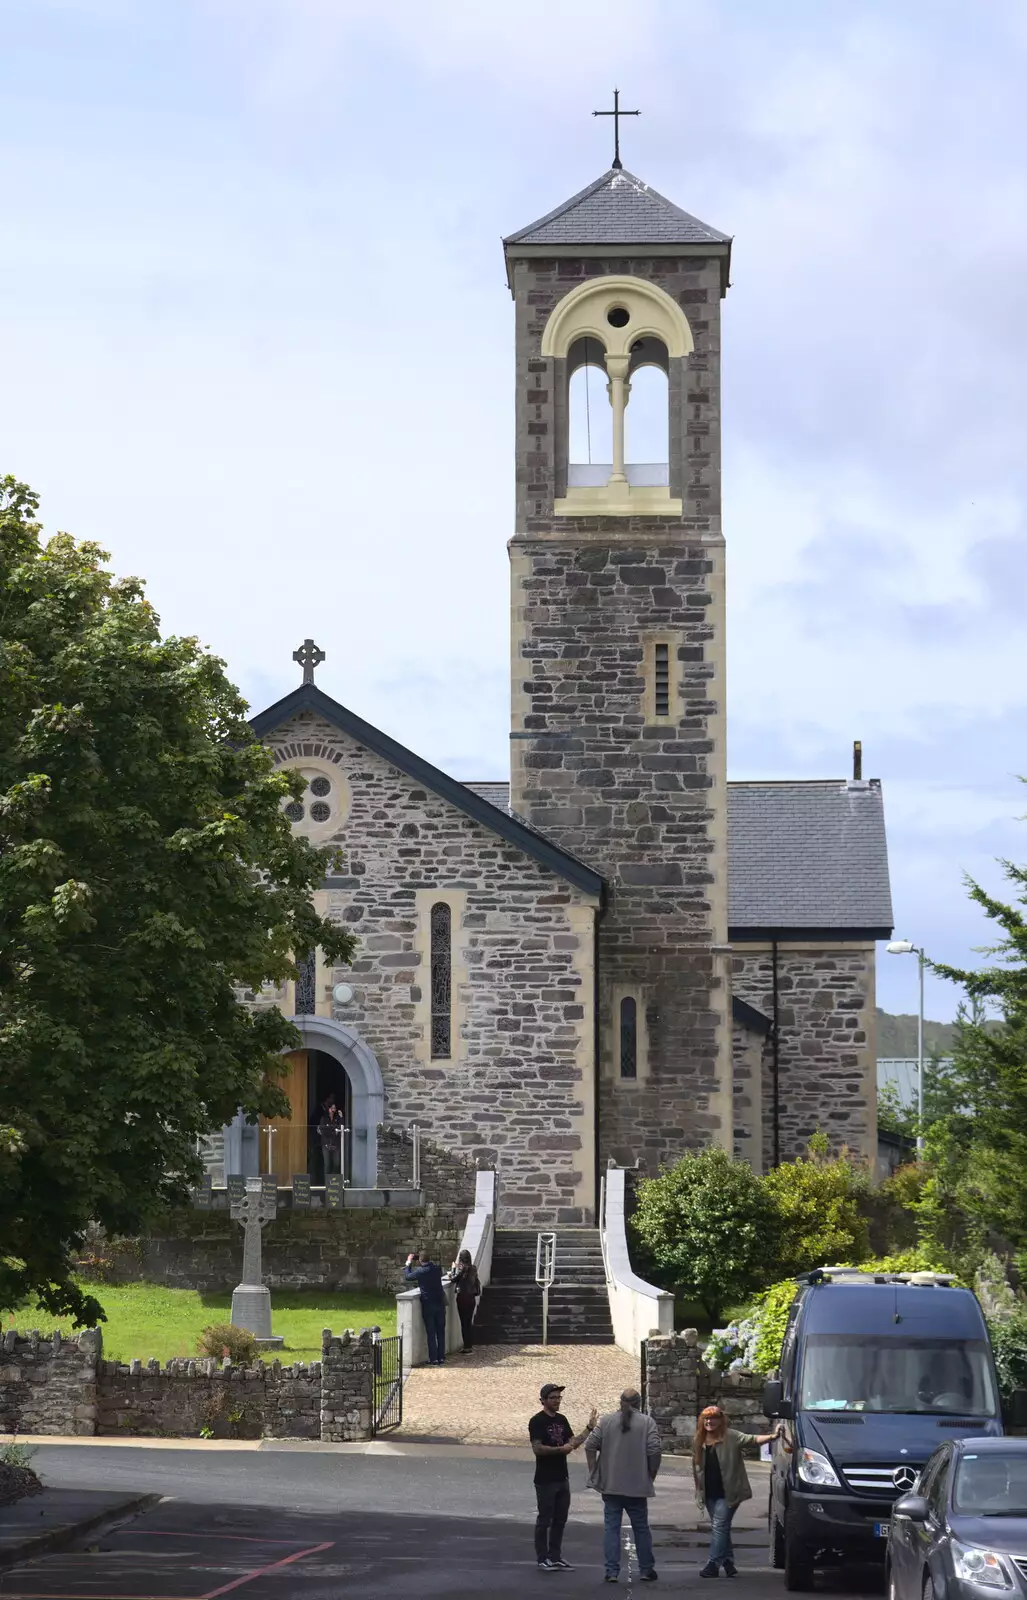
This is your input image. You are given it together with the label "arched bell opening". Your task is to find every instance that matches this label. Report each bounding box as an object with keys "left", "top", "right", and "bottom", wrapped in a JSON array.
[{"left": 567, "top": 335, "right": 613, "bottom": 487}]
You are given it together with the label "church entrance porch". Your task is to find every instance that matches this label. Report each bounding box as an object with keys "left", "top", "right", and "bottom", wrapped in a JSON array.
[{"left": 223, "top": 1016, "right": 384, "bottom": 1189}]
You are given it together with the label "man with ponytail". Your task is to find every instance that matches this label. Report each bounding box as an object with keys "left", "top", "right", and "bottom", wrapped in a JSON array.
[
  {"left": 693, "top": 1405, "right": 783, "bottom": 1577},
  {"left": 584, "top": 1388, "right": 662, "bottom": 1584}
]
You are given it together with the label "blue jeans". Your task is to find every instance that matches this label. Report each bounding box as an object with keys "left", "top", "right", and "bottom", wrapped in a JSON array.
[
  {"left": 421, "top": 1303, "right": 447, "bottom": 1364},
  {"left": 708, "top": 1498, "right": 737, "bottom": 1566},
  {"left": 603, "top": 1495, "right": 655, "bottom": 1577}
]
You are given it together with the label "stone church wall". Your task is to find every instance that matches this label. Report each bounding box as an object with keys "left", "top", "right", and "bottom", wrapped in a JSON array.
[
  {"left": 732, "top": 1022, "right": 767, "bottom": 1172},
  {"left": 731, "top": 942, "right": 877, "bottom": 1166},
  {"left": 268, "top": 711, "right": 599, "bottom": 1228}
]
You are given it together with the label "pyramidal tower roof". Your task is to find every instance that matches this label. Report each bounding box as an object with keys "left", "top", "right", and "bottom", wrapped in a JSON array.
[{"left": 505, "top": 167, "right": 730, "bottom": 249}]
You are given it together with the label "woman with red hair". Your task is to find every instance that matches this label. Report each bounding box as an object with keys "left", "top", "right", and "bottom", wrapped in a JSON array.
[{"left": 693, "top": 1405, "right": 783, "bottom": 1577}]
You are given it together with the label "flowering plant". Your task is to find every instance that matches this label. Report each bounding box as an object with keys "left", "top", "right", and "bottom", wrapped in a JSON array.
[{"left": 703, "top": 1316, "right": 760, "bottom": 1372}]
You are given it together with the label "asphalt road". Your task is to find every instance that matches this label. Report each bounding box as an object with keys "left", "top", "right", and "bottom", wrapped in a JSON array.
[{"left": 1, "top": 1446, "right": 887, "bottom": 1600}]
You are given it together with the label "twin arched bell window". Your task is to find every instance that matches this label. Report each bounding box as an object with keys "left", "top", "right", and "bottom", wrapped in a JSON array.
[
  {"left": 541, "top": 276, "right": 692, "bottom": 517},
  {"left": 567, "top": 331, "right": 669, "bottom": 490}
]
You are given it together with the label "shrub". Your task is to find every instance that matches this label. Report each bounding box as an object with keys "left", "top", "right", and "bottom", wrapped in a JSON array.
[
  {"left": 196, "top": 1323, "right": 257, "bottom": 1365},
  {"left": 763, "top": 1135, "right": 870, "bottom": 1277},
  {"left": 631, "top": 1147, "right": 780, "bottom": 1321},
  {"left": 988, "top": 1309, "right": 1027, "bottom": 1402}
]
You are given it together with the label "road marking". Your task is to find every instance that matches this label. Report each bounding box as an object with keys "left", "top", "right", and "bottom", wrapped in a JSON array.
[{"left": 200, "top": 1540, "right": 335, "bottom": 1598}]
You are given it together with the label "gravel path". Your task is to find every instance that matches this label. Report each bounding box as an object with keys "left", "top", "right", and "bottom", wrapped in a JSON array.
[{"left": 396, "top": 1343, "right": 641, "bottom": 1445}]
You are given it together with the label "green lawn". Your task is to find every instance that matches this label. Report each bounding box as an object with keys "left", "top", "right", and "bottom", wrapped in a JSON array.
[{"left": 14, "top": 1282, "right": 396, "bottom": 1365}]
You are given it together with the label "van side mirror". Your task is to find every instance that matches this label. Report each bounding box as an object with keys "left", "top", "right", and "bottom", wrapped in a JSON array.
[
  {"left": 893, "top": 1494, "right": 929, "bottom": 1523},
  {"left": 1004, "top": 1388, "right": 1027, "bottom": 1430},
  {"left": 762, "top": 1379, "right": 792, "bottom": 1419}
]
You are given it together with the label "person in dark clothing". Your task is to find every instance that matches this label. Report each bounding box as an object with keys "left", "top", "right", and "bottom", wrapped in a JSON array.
[
  {"left": 450, "top": 1248, "right": 480, "bottom": 1353},
  {"left": 403, "top": 1249, "right": 448, "bottom": 1366},
  {"left": 528, "top": 1382, "right": 598, "bottom": 1573},
  {"left": 318, "top": 1098, "right": 343, "bottom": 1176}
]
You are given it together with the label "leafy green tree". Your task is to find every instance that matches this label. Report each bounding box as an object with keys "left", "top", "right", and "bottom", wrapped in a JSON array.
[
  {"left": 0, "top": 478, "right": 356, "bottom": 1324},
  {"left": 877, "top": 1080, "right": 918, "bottom": 1141},
  {"left": 762, "top": 1133, "right": 871, "bottom": 1276},
  {"left": 630, "top": 1147, "right": 780, "bottom": 1321}
]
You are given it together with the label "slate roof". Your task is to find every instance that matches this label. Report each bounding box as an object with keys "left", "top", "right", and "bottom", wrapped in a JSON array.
[
  {"left": 727, "top": 780, "right": 893, "bottom": 939},
  {"left": 249, "top": 686, "right": 604, "bottom": 900},
  {"left": 464, "top": 778, "right": 894, "bottom": 939},
  {"left": 504, "top": 168, "right": 730, "bottom": 249}
]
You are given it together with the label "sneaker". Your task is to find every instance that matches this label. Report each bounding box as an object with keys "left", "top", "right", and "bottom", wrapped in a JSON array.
[
  {"left": 639, "top": 1574, "right": 659, "bottom": 1584},
  {"left": 538, "top": 1559, "right": 558, "bottom": 1572},
  {"left": 604, "top": 1576, "right": 619, "bottom": 1584},
  {"left": 723, "top": 1562, "right": 737, "bottom": 1578},
  {"left": 549, "top": 1558, "right": 574, "bottom": 1570},
  {"left": 700, "top": 1563, "right": 720, "bottom": 1578}
]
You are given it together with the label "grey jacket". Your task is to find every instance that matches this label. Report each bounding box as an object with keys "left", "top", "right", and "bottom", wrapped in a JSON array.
[
  {"left": 694, "top": 1429, "right": 761, "bottom": 1511},
  {"left": 584, "top": 1408, "right": 662, "bottom": 1498}
]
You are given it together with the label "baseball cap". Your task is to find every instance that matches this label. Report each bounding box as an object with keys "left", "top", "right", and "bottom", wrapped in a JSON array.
[{"left": 540, "top": 1383, "right": 565, "bottom": 1400}]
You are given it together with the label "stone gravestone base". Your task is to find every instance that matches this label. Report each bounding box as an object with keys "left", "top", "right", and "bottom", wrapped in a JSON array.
[{"left": 230, "top": 1285, "right": 284, "bottom": 1348}]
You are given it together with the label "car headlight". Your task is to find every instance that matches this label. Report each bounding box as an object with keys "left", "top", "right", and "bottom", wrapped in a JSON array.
[
  {"left": 797, "top": 1448, "right": 841, "bottom": 1488},
  {"left": 952, "top": 1541, "right": 1012, "bottom": 1589}
]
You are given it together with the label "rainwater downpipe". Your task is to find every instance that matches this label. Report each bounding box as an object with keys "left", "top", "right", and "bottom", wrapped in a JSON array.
[{"left": 771, "top": 938, "right": 781, "bottom": 1169}]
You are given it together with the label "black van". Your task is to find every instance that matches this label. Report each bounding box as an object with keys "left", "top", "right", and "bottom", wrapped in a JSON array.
[{"left": 763, "top": 1268, "right": 1024, "bottom": 1590}]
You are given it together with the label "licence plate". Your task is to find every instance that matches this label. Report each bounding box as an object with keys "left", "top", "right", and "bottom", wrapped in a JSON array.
[{"left": 874, "top": 1524, "right": 890, "bottom": 1539}]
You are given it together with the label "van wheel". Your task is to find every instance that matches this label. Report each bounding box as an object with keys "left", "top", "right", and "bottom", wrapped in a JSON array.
[
  {"left": 769, "top": 1511, "right": 785, "bottom": 1570},
  {"left": 784, "top": 1534, "right": 815, "bottom": 1591}
]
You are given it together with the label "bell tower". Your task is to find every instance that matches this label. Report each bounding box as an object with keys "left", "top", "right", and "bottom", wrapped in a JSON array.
[{"left": 503, "top": 160, "right": 734, "bottom": 1171}]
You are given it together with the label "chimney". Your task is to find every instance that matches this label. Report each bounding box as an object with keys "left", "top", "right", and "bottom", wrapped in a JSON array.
[{"left": 853, "top": 740, "right": 863, "bottom": 781}]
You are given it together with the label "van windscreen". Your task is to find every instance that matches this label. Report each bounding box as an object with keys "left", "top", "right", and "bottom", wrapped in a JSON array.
[{"left": 799, "top": 1335, "right": 997, "bottom": 1416}]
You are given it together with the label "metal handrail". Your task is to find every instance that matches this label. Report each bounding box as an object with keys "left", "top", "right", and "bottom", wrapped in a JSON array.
[{"left": 536, "top": 1232, "right": 557, "bottom": 1346}]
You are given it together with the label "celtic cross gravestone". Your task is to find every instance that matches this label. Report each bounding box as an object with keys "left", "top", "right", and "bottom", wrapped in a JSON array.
[{"left": 229, "top": 1176, "right": 284, "bottom": 1347}]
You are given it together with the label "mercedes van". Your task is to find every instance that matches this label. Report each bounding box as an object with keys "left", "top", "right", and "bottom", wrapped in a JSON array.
[{"left": 762, "top": 1268, "right": 1025, "bottom": 1591}]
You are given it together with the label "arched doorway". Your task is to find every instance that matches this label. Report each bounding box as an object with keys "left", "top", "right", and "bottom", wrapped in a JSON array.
[{"left": 286, "top": 1016, "right": 384, "bottom": 1189}]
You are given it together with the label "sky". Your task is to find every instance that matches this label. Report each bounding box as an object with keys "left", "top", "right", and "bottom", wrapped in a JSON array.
[{"left": 3, "top": 0, "right": 1026, "bottom": 1023}]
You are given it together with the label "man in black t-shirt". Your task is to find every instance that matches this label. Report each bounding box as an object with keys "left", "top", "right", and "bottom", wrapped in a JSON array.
[{"left": 528, "top": 1382, "right": 598, "bottom": 1573}]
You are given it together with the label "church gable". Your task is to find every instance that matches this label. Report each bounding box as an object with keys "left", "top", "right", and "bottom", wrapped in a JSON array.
[{"left": 250, "top": 690, "right": 601, "bottom": 1227}]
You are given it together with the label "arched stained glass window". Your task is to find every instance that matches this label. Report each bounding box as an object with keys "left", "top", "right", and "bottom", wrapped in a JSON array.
[
  {"left": 430, "top": 902, "right": 452, "bottom": 1060},
  {"left": 619, "top": 996, "right": 638, "bottom": 1079}
]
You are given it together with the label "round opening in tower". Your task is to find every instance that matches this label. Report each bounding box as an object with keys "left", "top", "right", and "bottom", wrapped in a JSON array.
[{"left": 606, "top": 306, "right": 630, "bottom": 327}]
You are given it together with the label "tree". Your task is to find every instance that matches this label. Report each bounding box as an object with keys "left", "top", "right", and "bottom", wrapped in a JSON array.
[
  {"left": 762, "top": 1133, "right": 870, "bottom": 1276},
  {"left": 630, "top": 1147, "right": 780, "bottom": 1321},
  {"left": 0, "top": 478, "right": 357, "bottom": 1323},
  {"left": 927, "top": 836, "right": 1027, "bottom": 1268}
]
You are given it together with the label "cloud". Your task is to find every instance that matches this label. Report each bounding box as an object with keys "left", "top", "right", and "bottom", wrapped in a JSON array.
[{"left": 2, "top": 0, "right": 1026, "bottom": 1020}]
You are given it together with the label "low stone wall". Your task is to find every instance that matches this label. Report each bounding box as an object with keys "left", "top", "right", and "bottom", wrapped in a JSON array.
[
  {"left": 2, "top": 1328, "right": 375, "bottom": 1442},
  {"left": 78, "top": 1204, "right": 468, "bottom": 1294},
  {"left": 0, "top": 1328, "right": 101, "bottom": 1437},
  {"left": 644, "top": 1329, "right": 767, "bottom": 1455}
]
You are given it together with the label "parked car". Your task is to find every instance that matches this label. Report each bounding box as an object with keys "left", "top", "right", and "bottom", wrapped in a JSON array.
[
  {"left": 763, "top": 1267, "right": 1027, "bottom": 1591},
  {"left": 888, "top": 1437, "right": 1027, "bottom": 1600}
]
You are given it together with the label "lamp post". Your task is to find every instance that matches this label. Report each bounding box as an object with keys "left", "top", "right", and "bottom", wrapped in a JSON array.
[{"left": 886, "top": 940, "right": 926, "bottom": 1153}]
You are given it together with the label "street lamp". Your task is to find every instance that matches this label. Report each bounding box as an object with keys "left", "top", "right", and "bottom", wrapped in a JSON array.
[{"left": 886, "top": 940, "right": 926, "bottom": 1153}]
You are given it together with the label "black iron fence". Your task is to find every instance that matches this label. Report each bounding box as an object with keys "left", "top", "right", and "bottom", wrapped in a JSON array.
[{"left": 373, "top": 1334, "right": 403, "bottom": 1435}]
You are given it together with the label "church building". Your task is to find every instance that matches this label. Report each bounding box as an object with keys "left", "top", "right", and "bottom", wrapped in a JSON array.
[{"left": 231, "top": 157, "right": 894, "bottom": 1228}]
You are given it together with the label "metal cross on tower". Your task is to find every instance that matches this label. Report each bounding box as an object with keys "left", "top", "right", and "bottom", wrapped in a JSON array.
[
  {"left": 293, "top": 638, "right": 325, "bottom": 685},
  {"left": 593, "top": 88, "right": 640, "bottom": 171}
]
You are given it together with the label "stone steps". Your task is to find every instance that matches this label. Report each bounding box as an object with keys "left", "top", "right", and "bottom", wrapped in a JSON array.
[{"left": 476, "top": 1227, "right": 614, "bottom": 1345}]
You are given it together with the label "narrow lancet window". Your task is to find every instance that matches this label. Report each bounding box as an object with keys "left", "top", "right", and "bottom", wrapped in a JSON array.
[
  {"left": 430, "top": 902, "right": 452, "bottom": 1059},
  {"left": 654, "top": 643, "right": 670, "bottom": 719},
  {"left": 619, "top": 996, "right": 638, "bottom": 1079},
  {"left": 295, "top": 951, "right": 316, "bottom": 1016}
]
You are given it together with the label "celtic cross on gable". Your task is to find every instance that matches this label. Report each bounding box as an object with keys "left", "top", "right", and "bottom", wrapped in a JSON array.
[{"left": 293, "top": 638, "right": 325, "bottom": 685}]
